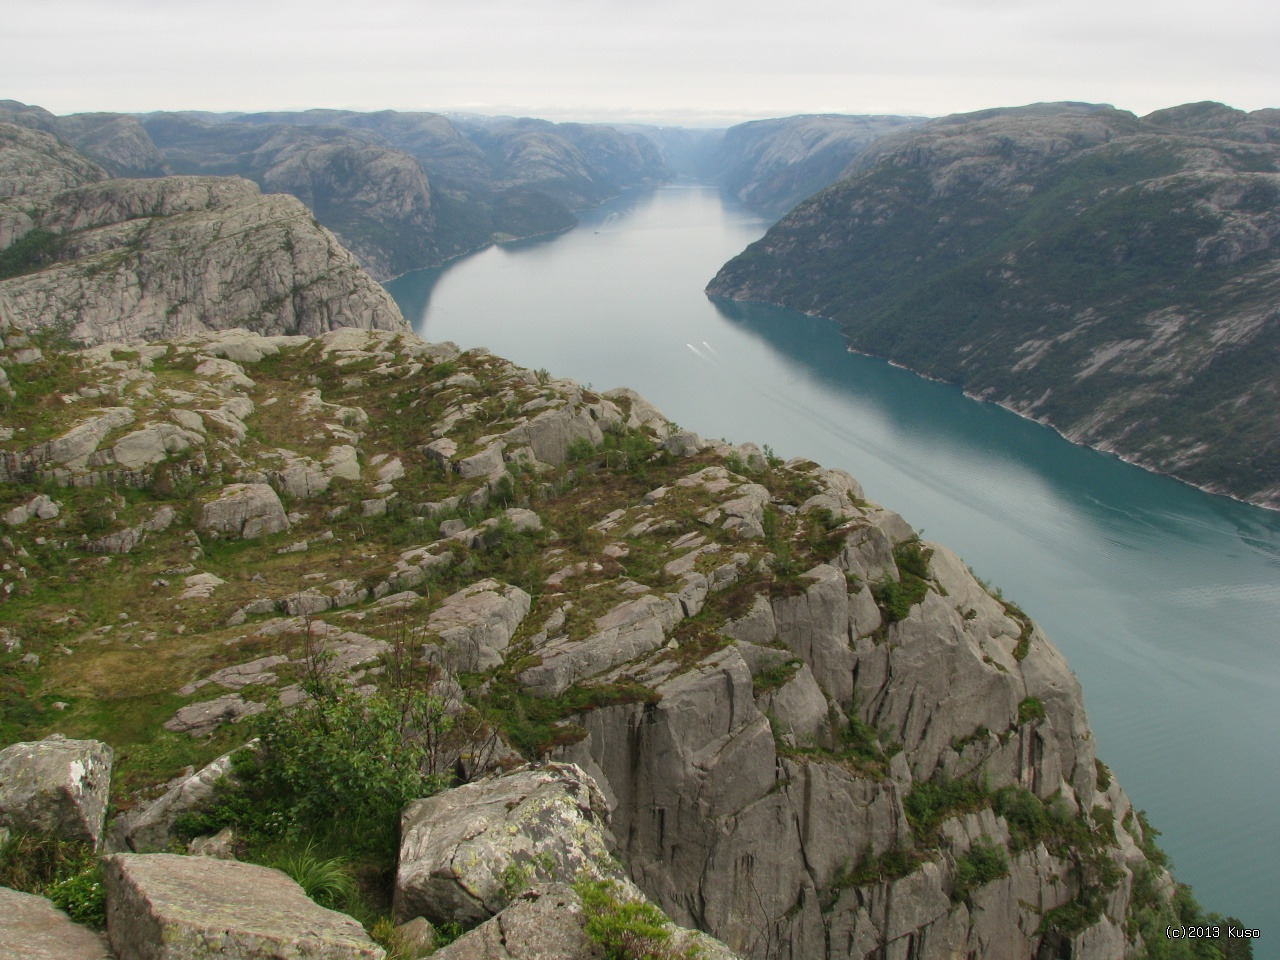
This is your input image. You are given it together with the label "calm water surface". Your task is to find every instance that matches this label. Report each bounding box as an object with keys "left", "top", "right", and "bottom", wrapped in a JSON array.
[{"left": 389, "top": 185, "right": 1280, "bottom": 950}]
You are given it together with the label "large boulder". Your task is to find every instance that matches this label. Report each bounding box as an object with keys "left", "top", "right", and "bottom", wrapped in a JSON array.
[
  {"left": 194, "top": 483, "right": 289, "bottom": 539},
  {"left": 394, "top": 763, "right": 625, "bottom": 926},
  {"left": 104, "top": 853, "right": 384, "bottom": 960},
  {"left": 423, "top": 579, "right": 531, "bottom": 672},
  {"left": 502, "top": 404, "right": 610, "bottom": 467},
  {"left": 0, "top": 735, "right": 113, "bottom": 849},
  {"left": 0, "top": 886, "right": 112, "bottom": 960},
  {"left": 429, "top": 884, "right": 603, "bottom": 960},
  {"left": 431, "top": 883, "right": 745, "bottom": 960},
  {"left": 117, "top": 746, "right": 243, "bottom": 853}
]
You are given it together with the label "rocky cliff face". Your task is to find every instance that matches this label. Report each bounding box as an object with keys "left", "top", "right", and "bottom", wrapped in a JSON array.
[
  {"left": 708, "top": 101, "right": 1280, "bottom": 509},
  {"left": 140, "top": 115, "right": 465, "bottom": 280},
  {"left": 0, "top": 323, "right": 1214, "bottom": 959},
  {"left": 715, "top": 114, "right": 924, "bottom": 216},
  {"left": 0, "top": 129, "right": 406, "bottom": 344},
  {"left": 141, "top": 108, "right": 669, "bottom": 279}
]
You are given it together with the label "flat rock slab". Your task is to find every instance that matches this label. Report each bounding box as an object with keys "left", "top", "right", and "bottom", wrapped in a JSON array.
[
  {"left": 0, "top": 886, "right": 112, "bottom": 960},
  {"left": 0, "top": 734, "right": 113, "bottom": 849},
  {"left": 105, "top": 854, "right": 384, "bottom": 960}
]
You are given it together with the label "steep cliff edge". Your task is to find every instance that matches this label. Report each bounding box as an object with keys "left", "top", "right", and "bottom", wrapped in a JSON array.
[
  {"left": 0, "top": 126, "right": 406, "bottom": 345},
  {"left": 707, "top": 101, "right": 1280, "bottom": 510},
  {"left": 0, "top": 325, "right": 1242, "bottom": 959}
]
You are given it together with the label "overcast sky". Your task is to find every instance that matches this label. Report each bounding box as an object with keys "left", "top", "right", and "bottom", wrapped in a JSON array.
[{"left": 6, "top": 0, "right": 1277, "bottom": 125}]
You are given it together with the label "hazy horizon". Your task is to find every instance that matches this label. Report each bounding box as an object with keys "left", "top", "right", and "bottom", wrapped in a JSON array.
[{"left": 8, "top": 0, "right": 1277, "bottom": 127}]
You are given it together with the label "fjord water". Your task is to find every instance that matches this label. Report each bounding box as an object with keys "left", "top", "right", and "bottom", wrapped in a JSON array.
[{"left": 389, "top": 184, "right": 1280, "bottom": 945}]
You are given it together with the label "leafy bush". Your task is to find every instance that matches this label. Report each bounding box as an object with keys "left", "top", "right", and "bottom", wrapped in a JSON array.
[
  {"left": 0, "top": 228, "right": 66, "bottom": 280},
  {"left": 904, "top": 777, "right": 989, "bottom": 841},
  {"left": 872, "top": 541, "right": 934, "bottom": 623},
  {"left": 180, "top": 651, "right": 453, "bottom": 858},
  {"left": 47, "top": 864, "right": 107, "bottom": 926},
  {"left": 952, "top": 839, "right": 1008, "bottom": 901}
]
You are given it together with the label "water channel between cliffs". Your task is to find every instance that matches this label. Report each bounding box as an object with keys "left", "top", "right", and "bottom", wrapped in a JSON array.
[{"left": 388, "top": 183, "right": 1280, "bottom": 950}]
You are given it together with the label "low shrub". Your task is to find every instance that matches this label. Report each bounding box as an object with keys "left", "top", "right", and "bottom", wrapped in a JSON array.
[
  {"left": 952, "top": 839, "right": 1008, "bottom": 902},
  {"left": 177, "top": 653, "right": 453, "bottom": 861},
  {"left": 1017, "top": 696, "right": 1046, "bottom": 723},
  {"left": 575, "top": 878, "right": 699, "bottom": 960}
]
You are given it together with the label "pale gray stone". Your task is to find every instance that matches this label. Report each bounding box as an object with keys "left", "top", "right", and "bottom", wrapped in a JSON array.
[
  {"left": 660, "top": 430, "right": 706, "bottom": 457},
  {"left": 0, "top": 734, "right": 113, "bottom": 849},
  {"left": 394, "top": 764, "right": 625, "bottom": 925},
  {"left": 187, "top": 827, "right": 237, "bottom": 859},
  {"left": 275, "top": 459, "right": 330, "bottom": 499},
  {"left": 502, "top": 404, "right": 604, "bottom": 466},
  {"left": 518, "top": 593, "right": 682, "bottom": 697},
  {"left": 104, "top": 853, "right": 384, "bottom": 959},
  {"left": 457, "top": 444, "right": 505, "bottom": 479},
  {"left": 163, "top": 694, "right": 266, "bottom": 737},
  {"left": 2, "top": 494, "right": 60, "bottom": 526},
  {"left": 324, "top": 445, "right": 361, "bottom": 481},
  {"left": 121, "top": 747, "right": 245, "bottom": 853},
  {"left": 756, "top": 662, "right": 832, "bottom": 746},
  {"left": 424, "top": 579, "right": 531, "bottom": 672},
  {"left": 420, "top": 437, "right": 457, "bottom": 470},
  {"left": 194, "top": 483, "right": 289, "bottom": 539},
  {"left": 108, "top": 424, "right": 202, "bottom": 469},
  {"left": 376, "top": 457, "right": 405, "bottom": 483},
  {"left": 0, "top": 886, "right": 111, "bottom": 960},
  {"left": 395, "top": 917, "right": 437, "bottom": 959}
]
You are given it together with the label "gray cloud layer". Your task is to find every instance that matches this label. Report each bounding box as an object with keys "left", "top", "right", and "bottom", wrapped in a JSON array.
[{"left": 8, "top": 0, "right": 1278, "bottom": 122}]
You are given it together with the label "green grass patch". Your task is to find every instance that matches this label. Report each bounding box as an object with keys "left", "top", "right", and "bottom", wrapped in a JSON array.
[
  {"left": 575, "top": 877, "right": 700, "bottom": 960},
  {"left": 1017, "top": 696, "right": 1046, "bottom": 723},
  {"left": 952, "top": 838, "right": 1009, "bottom": 902},
  {"left": 0, "top": 832, "right": 105, "bottom": 927},
  {"left": 476, "top": 678, "right": 660, "bottom": 759}
]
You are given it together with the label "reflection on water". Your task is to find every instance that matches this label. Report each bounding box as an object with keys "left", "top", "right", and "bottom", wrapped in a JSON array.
[{"left": 388, "top": 184, "right": 1280, "bottom": 948}]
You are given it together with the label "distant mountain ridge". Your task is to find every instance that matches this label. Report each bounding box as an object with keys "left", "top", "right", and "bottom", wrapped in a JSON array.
[
  {"left": 708, "top": 101, "right": 1280, "bottom": 509},
  {"left": 0, "top": 101, "right": 672, "bottom": 281}
]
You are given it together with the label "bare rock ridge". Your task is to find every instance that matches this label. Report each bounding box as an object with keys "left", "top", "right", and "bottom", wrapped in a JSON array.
[
  {"left": 0, "top": 321, "right": 1227, "bottom": 960},
  {"left": 707, "top": 100, "right": 1280, "bottom": 510},
  {"left": 0, "top": 125, "right": 406, "bottom": 345}
]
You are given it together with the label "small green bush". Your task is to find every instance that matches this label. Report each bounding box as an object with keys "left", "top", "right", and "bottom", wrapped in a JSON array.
[
  {"left": 575, "top": 878, "right": 699, "bottom": 960},
  {"left": 904, "top": 777, "right": 989, "bottom": 841},
  {"left": 1017, "top": 696, "right": 1046, "bottom": 723},
  {"left": 178, "top": 655, "right": 453, "bottom": 859},
  {"left": 872, "top": 542, "right": 934, "bottom": 622},
  {"left": 47, "top": 864, "right": 107, "bottom": 927},
  {"left": 952, "top": 839, "right": 1009, "bottom": 901}
]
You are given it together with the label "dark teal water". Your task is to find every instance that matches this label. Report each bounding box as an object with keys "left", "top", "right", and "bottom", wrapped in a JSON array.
[{"left": 389, "top": 184, "right": 1280, "bottom": 948}]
